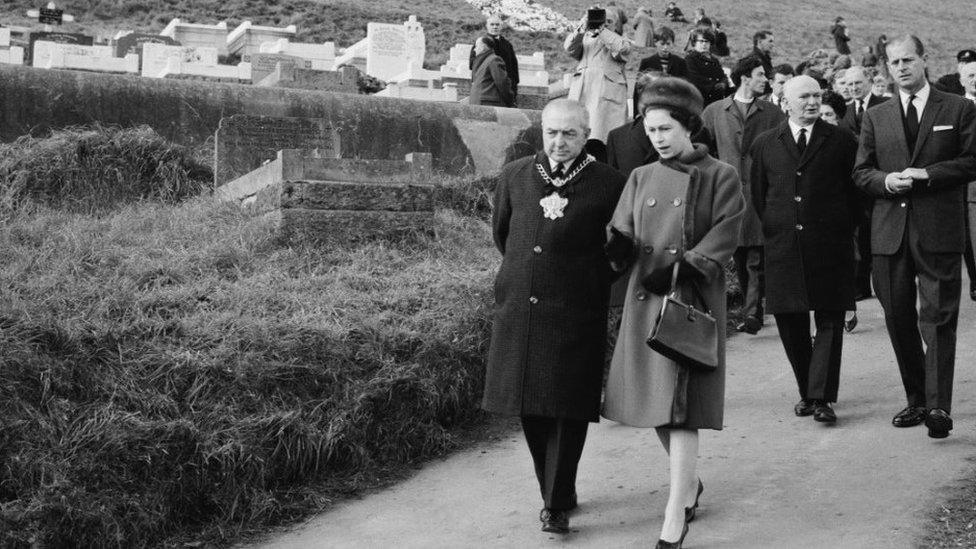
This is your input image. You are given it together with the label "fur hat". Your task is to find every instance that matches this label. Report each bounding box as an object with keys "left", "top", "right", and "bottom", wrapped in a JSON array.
[{"left": 638, "top": 77, "right": 704, "bottom": 117}]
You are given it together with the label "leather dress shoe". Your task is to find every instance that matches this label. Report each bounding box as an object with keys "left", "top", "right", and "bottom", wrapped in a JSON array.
[
  {"left": 926, "top": 408, "right": 953, "bottom": 439},
  {"left": 685, "top": 479, "right": 704, "bottom": 522},
  {"left": 540, "top": 508, "right": 569, "bottom": 533},
  {"left": 844, "top": 312, "right": 858, "bottom": 333},
  {"left": 736, "top": 316, "right": 762, "bottom": 335},
  {"left": 656, "top": 520, "right": 689, "bottom": 549},
  {"left": 813, "top": 401, "right": 837, "bottom": 423},
  {"left": 892, "top": 406, "right": 927, "bottom": 427},
  {"left": 794, "top": 399, "right": 816, "bottom": 417}
]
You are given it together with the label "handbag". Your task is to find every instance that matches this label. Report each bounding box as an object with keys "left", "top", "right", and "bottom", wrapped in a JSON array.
[{"left": 646, "top": 262, "right": 719, "bottom": 371}]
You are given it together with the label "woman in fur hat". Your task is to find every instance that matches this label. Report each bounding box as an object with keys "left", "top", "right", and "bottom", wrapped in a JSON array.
[{"left": 603, "top": 77, "right": 745, "bottom": 548}]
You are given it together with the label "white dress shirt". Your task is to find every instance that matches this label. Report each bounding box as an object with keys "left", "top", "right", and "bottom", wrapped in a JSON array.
[
  {"left": 788, "top": 119, "right": 815, "bottom": 143},
  {"left": 898, "top": 82, "right": 930, "bottom": 121}
]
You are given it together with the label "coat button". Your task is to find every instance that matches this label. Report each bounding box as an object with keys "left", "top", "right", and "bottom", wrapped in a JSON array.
[
  {"left": 636, "top": 292, "right": 647, "bottom": 301},
  {"left": 529, "top": 296, "right": 538, "bottom": 304},
  {"left": 794, "top": 196, "right": 802, "bottom": 202},
  {"left": 646, "top": 198, "right": 657, "bottom": 207},
  {"left": 643, "top": 245, "right": 654, "bottom": 254},
  {"left": 900, "top": 202, "right": 907, "bottom": 208},
  {"left": 673, "top": 197, "right": 682, "bottom": 206},
  {"left": 795, "top": 224, "right": 803, "bottom": 230},
  {"left": 533, "top": 245, "right": 542, "bottom": 254}
]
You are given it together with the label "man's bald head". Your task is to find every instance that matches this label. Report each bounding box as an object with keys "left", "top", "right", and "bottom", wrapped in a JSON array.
[{"left": 783, "top": 75, "right": 823, "bottom": 125}]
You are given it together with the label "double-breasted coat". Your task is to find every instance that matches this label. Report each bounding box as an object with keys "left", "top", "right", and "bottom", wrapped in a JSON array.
[
  {"left": 565, "top": 28, "right": 631, "bottom": 143},
  {"left": 750, "top": 119, "right": 861, "bottom": 313},
  {"left": 602, "top": 145, "right": 745, "bottom": 429},
  {"left": 483, "top": 152, "right": 626, "bottom": 422},
  {"left": 702, "top": 96, "right": 786, "bottom": 246}
]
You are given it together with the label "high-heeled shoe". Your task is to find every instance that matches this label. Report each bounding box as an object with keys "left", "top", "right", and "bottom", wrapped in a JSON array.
[
  {"left": 655, "top": 520, "right": 689, "bottom": 549},
  {"left": 684, "top": 479, "right": 704, "bottom": 522}
]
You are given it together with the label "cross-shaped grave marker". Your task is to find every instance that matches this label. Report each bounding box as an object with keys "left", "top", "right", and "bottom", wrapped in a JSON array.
[{"left": 26, "top": 2, "right": 75, "bottom": 32}]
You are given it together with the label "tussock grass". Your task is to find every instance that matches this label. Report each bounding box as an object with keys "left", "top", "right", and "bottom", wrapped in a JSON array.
[
  {"left": 0, "top": 196, "right": 498, "bottom": 546},
  {"left": 0, "top": 125, "right": 212, "bottom": 217}
]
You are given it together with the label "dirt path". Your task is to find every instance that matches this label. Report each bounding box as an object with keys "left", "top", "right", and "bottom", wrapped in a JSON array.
[{"left": 248, "top": 293, "right": 976, "bottom": 548}]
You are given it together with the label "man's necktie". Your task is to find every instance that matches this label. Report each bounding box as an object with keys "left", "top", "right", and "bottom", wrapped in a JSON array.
[
  {"left": 905, "top": 94, "right": 919, "bottom": 151},
  {"left": 797, "top": 128, "right": 807, "bottom": 155},
  {"left": 552, "top": 164, "right": 565, "bottom": 179}
]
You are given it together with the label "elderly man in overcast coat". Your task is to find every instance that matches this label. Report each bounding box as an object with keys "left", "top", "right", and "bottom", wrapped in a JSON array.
[
  {"left": 853, "top": 35, "right": 976, "bottom": 439},
  {"left": 483, "top": 99, "right": 625, "bottom": 534},
  {"left": 751, "top": 75, "right": 861, "bottom": 423}
]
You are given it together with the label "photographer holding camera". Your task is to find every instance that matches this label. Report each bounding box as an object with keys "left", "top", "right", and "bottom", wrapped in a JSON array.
[{"left": 565, "top": 7, "right": 632, "bottom": 145}]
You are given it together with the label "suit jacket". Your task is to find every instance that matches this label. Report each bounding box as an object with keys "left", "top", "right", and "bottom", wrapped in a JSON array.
[
  {"left": 637, "top": 53, "right": 688, "bottom": 78},
  {"left": 840, "top": 93, "right": 888, "bottom": 137},
  {"left": 468, "top": 35, "right": 519, "bottom": 91},
  {"left": 751, "top": 120, "right": 860, "bottom": 313},
  {"left": 606, "top": 118, "right": 659, "bottom": 177},
  {"left": 853, "top": 86, "right": 976, "bottom": 254},
  {"left": 702, "top": 96, "right": 787, "bottom": 245}
]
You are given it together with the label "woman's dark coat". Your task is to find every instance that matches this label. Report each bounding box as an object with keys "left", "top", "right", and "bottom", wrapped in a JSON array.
[
  {"left": 685, "top": 50, "right": 728, "bottom": 105},
  {"left": 750, "top": 119, "right": 861, "bottom": 313},
  {"left": 483, "top": 152, "right": 626, "bottom": 422}
]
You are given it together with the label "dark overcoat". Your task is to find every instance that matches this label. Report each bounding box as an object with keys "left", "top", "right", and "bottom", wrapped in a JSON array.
[
  {"left": 701, "top": 96, "right": 786, "bottom": 246},
  {"left": 685, "top": 51, "right": 728, "bottom": 105},
  {"left": 483, "top": 152, "right": 626, "bottom": 422},
  {"left": 750, "top": 119, "right": 860, "bottom": 313},
  {"left": 468, "top": 35, "right": 519, "bottom": 91}
]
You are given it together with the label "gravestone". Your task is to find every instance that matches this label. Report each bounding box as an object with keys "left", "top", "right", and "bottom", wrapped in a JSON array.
[
  {"left": 32, "top": 41, "right": 137, "bottom": 73},
  {"left": 28, "top": 31, "right": 92, "bottom": 63},
  {"left": 242, "top": 52, "right": 313, "bottom": 83},
  {"left": 160, "top": 19, "right": 227, "bottom": 55},
  {"left": 141, "top": 42, "right": 218, "bottom": 77},
  {"left": 115, "top": 32, "right": 178, "bottom": 58},
  {"left": 215, "top": 149, "right": 435, "bottom": 242},
  {"left": 214, "top": 115, "right": 341, "bottom": 186},
  {"left": 226, "top": 21, "right": 297, "bottom": 57},
  {"left": 365, "top": 22, "right": 408, "bottom": 81},
  {"left": 255, "top": 64, "right": 359, "bottom": 93}
]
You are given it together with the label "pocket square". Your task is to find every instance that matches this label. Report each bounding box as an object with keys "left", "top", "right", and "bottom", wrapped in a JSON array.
[{"left": 933, "top": 125, "right": 954, "bottom": 131}]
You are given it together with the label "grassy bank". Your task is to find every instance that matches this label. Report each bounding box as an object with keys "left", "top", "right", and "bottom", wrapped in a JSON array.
[{"left": 0, "top": 199, "right": 497, "bottom": 546}]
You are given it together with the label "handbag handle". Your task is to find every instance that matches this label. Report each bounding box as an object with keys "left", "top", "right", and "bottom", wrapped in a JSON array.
[{"left": 667, "top": 259, "right": 713, "bottom": 315}]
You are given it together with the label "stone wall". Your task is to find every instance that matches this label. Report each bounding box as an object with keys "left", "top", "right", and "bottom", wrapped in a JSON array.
[{"left": 0, "top": 64, "right": 543, "bottom": 177}]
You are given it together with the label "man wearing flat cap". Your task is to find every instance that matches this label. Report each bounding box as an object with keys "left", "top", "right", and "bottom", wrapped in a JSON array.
[
  {"left": 483, "top": 98, "right": 625, "bottom": 534},
  {"left": 934, "top": 49, "right": 976, "bottom": 96}
]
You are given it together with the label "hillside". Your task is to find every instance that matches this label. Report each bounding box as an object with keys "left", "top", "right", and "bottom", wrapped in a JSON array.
[{"left": 0, "top": 0, "right": 971, "bottom": 78}]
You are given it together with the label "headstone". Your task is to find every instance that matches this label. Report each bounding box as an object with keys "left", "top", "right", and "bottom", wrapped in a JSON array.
[
  {"left": 26, "top": 2, "right": 75, "bottom": 32},
  {"left": 0, "top": 28, "right": 11, "bottom": 48},
  {"left": 440, "top": 43, "right": 472, "bottom": 78},
  {"left": 160, "top": 19, "right": 228, "bottom": 55},
  {"left": 115, "top": 32, "right": 179, "bottom": 58},
  {"left": 255, "top": 64, "right": 359, "bottom": 93},
  {"left": 365, "top": 22, "right": 408, "bottom": 81},
  {"left": 226, "top": 21, "right": 297, "bottom": 58},
  {"left": 141, "top": 42, "right": 218, "bottom": 77},
  {"left": 403, "top": 15, "right": 425, "bottom": 68},
  {"left": 215, "top": 149, "right": 435, "bottom": 243},
  {"left": 242, "top": 52, "right": 313, "bottom": 83},
  {"left": 214, "top": 115, "right": 341, "bottom": 186},
  {"left": 28, "top": 31, "right": 93, "bottom": 64},
  {"left": 32, "top": 41, "right": 120, "bottom": 70}
]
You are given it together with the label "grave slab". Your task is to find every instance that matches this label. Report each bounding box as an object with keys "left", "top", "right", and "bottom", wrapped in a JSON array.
[
  {"left": 160, "top": 19, "right": 228, "bottom": 55},
  {"left": 227, "top": 21, "right": 297, "bottom": 58},
  {"left": 255, "top": 64, "right": 359, "bottom": 93}
]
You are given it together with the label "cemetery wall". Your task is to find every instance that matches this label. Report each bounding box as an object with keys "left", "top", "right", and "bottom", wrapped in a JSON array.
[{"left": 0, "top": 64, "right": 542, "bottom": 176}]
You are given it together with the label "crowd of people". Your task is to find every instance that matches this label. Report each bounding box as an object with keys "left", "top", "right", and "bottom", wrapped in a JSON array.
[{"left": 470, "top": 5, "right": 976, "bottom": 548}]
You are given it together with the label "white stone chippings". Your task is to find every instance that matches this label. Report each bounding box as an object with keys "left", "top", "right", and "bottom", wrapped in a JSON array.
[{"left": 464, "top": 0, "right": 572, "bottom": 32}]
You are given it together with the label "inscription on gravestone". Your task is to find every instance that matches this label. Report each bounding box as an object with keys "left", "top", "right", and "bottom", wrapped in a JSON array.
[
  {"left": 242, "top": 52, "right": 313, "bottom": 83},
  {"left": 366, "top": 22, "right": 408, "bottom": 81},
  {"left": 115, "top": 33, "right": 178, "bottom": 58},
  {"left": 38, "top": 7, "right": 63, "bottom": 25},
  {"left": 214, "top": 115, "right": 340, "bottom": 186}
]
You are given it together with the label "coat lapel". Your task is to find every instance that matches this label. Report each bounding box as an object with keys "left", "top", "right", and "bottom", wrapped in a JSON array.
[
  {"left": 798, "top": 120, "right": 829, "bottom": 169},
  {"left": 775, "top": 122, "right": 800, "bottom": 164},
  {"left": 911, "top": 90, "right": 944, "bottom": 164},
  {"left": 877, "top": 97, "right": 912, "bottom": 163}
]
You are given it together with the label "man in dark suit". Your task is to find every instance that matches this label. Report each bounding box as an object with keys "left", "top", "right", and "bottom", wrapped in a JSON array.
[
  {"left": 934, "top": 49, "right": 976, "bottom": 96},
  {"left": 853, "top": 35, "right": 976, "bottom": 439},
  {"left": 484, "top": 99, "right": 625, "bottom": 533},
  {"left": 751, "top": 75, "right": 861, "bottom": 423},
  {"left": 469, "top": 14, "right": 519, "bottom": 102},
  {"left": 840, "top": 66, "right": 889, "bottom": 301}
]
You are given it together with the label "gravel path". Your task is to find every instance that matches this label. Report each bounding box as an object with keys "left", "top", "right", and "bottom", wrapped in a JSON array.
[{"left": 249, "top": 293, "right": 976, "bottom": 548}]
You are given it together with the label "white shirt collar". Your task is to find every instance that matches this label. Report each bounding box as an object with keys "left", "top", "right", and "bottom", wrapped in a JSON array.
[
  {"left": 548, "top": 158, "right": 568, "bottom": 172},
  {"left": 898, "top": 82, "right": 930, "bottom": 117},
  {"left": 788, "top": 119, "right": 815, "bottom": 142}
]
